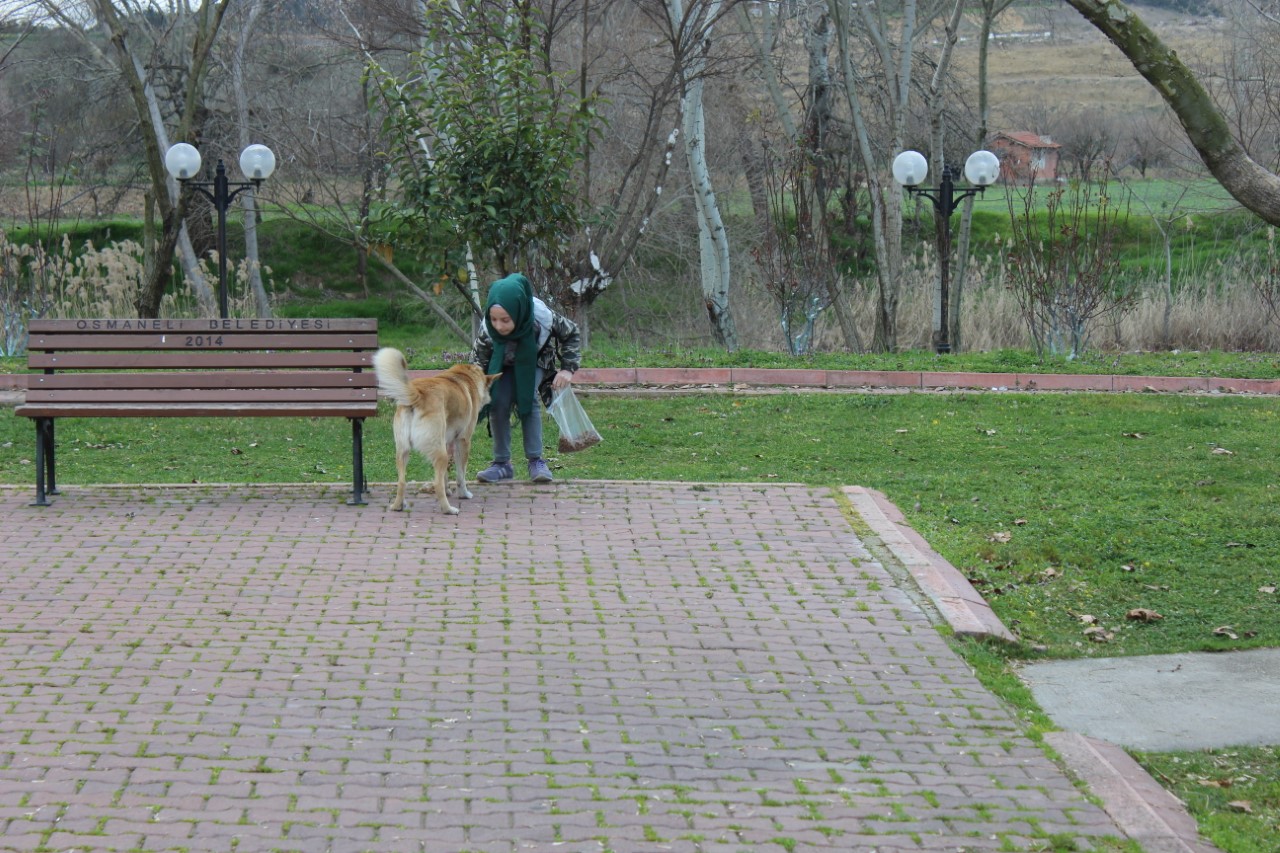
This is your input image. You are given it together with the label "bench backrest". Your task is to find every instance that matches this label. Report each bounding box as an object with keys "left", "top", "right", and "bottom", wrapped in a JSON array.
[{"left": 24, "top": 318, "right": 378, "bottom": 408}]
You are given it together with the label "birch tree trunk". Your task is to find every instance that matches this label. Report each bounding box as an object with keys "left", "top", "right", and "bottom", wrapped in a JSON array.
[
  {"left": 229, "top": 0, "right": 272, "bottom": 318},
  {"left": 667, "top": 0, "right": 737, "bottom": 350}
]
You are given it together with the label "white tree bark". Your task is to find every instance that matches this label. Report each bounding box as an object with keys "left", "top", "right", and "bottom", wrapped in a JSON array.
[
  {"left": 229, "top": 0, "right": 271, "bottom": 317},
  {"left": 666, "top": 0, "right": 737, "bottom": 350}
]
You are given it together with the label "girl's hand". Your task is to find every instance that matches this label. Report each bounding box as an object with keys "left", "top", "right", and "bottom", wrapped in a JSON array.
[{"left": 552, "top": 370, "right": 574, "bottom": 391}]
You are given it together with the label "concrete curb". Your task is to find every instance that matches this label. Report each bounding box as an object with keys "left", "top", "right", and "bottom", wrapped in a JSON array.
[
  {"left": 845, "top": 488, "right": 1225, "bottom": 853},
  {"left": 843, "top": 485, "right": 1016, "bottom": 643},
  {"left": 1045, "top": 732, "right": 1225, "bottom": 853}
]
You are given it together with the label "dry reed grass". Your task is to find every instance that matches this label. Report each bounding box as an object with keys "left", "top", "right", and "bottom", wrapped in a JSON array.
[{"left": 729, "top": 254, "right": 1280, "bottom": 355}]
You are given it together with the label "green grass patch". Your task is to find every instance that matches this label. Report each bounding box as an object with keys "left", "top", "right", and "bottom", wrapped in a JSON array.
[{"left": 1136, "top": 748, "right": 1280, "bottom": 853}]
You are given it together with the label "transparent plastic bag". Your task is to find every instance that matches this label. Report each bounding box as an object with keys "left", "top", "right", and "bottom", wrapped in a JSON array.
[{"left": 547, "top": 387, "right": 602, "bottom": 453}]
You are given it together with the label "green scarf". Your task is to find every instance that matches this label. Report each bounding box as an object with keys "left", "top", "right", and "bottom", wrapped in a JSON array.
[{"left": 484, "top": 273, "right": 538, "bottom": 418}]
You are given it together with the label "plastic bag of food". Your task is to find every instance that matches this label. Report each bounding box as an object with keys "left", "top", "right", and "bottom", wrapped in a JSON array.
[{"left": 547, "top": 387, "right": 602, "bottom": 453}]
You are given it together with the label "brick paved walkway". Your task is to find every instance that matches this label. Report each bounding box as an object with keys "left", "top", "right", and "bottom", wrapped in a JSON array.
[{"left": 0, "top": 482, "right": 1125, "bottom": 852}]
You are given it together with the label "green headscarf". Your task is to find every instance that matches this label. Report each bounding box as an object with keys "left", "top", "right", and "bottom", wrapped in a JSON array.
[{"left": 484, "top": 273, "right": 538, "bottom": 418}]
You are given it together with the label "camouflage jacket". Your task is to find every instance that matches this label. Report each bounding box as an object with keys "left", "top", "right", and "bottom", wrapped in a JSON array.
[{"left": 470, "top": 297, "right": 582, "bottom": 407}]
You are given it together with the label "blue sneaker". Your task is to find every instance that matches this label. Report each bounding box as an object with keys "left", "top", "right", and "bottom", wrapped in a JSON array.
[
  {"left": 528, "top": 458, "right": 553, "bottom": 483},
  {"left": 476, "top": 461, "right": 514, "bottom": 483}
]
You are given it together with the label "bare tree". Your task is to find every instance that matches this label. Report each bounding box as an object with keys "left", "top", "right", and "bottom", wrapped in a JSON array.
[
  {"left": 26, "top": 0, "right": 233, "bottom": 316},
  {"left": 828, "top": 0, "right": 955, "bottom": 351},
  {"left": 736, "top": 0, "right": 864, "bottom": 351},
  {"left": 656, "top": 0, "right": 739, "bottom": 349},
  {"left": 1003, "top": 175, "right": 1137, "bottom": 358},
  {"left": 222, "top": 0, "right": 272, "bottom": 317},
  {"left": 1055, "top": 107, "right": 1122, "bottom": 180}
]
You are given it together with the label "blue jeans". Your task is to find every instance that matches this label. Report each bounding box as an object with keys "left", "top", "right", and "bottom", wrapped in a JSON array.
[{"left": 488, "top": 367, "right": 544, "bottom": 463}]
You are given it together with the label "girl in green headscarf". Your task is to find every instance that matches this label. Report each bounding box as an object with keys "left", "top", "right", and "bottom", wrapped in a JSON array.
[{"left": 470, "top": 273, "right": 582, "bottom": 483}]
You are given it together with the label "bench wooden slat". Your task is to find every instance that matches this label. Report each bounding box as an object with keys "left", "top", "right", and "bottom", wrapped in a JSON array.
[
  {"left": 26, "top": 332, "right": 379, "bottom": 350},
  {"left": 23, "top": 387, "right": 376, "bottom": 404},
  {"left": 27, "top": 372, "right": 377, "bottom": 390},
  {"left": 28, "top": 351, "right": 375, "bottom": 370},
  {"left": 17, "top": 402, "right": 377, "bottom": 419},
  {"left": 28, "top": 319, "right": 376, "bottom": 333}
]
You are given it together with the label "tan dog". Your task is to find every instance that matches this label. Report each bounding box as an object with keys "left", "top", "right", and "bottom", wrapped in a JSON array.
[{"left": 373, "top": 348, "right": 501, "bottom": 514}]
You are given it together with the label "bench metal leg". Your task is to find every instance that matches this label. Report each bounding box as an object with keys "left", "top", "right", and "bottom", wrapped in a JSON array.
[
  {"left": 349, "top": 417, "right": 368, "bottom": 506},
  {"left": 32, "top": 417, "right": 56, "bottom": 506}
]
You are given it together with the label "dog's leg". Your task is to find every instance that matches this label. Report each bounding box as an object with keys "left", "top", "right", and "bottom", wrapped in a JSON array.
[
  {"left": 388, "top": 443, "right": 410, "bottom": 512},
  {"left": 388, "top": 408, "right": 411, "bottom": 512},
  {"left": 432, "top": 449, "right": 459, "bottom": 514},
  {"left": 453, "top": 436, "right": 474, "bottom": 501}
]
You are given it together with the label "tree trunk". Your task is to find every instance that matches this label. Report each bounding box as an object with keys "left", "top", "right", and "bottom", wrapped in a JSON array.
[
  {"left": 667, "top": 0, "right": 737, "bottom": 350},
  {"left": 829, "top": 0, "right": 919, "bottom": 352},
  {"left": 1064, "top": 0, "right": 1280, "bottom": 226},
  {"left": 91, "top": 0, "right": 229, "bottom": 317},
  {"left": 230, "top": 0, "right": 272, "bottom": 318}
]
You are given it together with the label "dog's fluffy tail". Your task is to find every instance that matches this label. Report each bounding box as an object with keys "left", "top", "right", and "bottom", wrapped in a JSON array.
[{"left": 373, "top": 347, "right": 416, "bottom": 406}]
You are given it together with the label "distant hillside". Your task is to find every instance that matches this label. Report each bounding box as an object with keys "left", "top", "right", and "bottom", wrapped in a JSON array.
[{"left": 958, "top": 1, "right": 1225, "bottom": 130}]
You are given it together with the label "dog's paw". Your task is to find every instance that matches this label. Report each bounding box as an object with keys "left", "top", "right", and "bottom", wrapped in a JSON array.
[
  {"left": 387, "top": 500, "right": 405, "bottom": 512},
  {"left": 444, "top": 504, "right": 460, "bottom": 515},
  {"left": 459, "top": 487, "right": 474, "bottom": 501}
]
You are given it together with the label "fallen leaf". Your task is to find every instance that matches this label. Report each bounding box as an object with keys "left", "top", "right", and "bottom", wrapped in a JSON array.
[
  {"left": 1077, "top": 614, "right": 1099, "bottom": 625},
  {"left": 1083, "top": 626, "right": 1115, "bottom": 643},
  {"left": 1260, "top": 586, "right": 1277, "bottom": 594},
  {"left": 1212, "top": 626, "right": 1239, "bottom": 640},
  {"left": 1226, "top": 801, "right": 1254, "bottom": 814},
  {"left": 1014, "top": 518, "right": 1028, "bottom": 526},
  {"left": 1126, "top": 608, "right": 1163, "bottom": 622},
  {"left": 1121, "top": 564, "right": 1137, "bottom": 572},
  {"left": 230, "top": 447, "right": 244, "bottom": 455},
  {"left": 895, "top": 428, "right": 909, "bottom": 434},
  {"left": 1199, "top": 778, "right": 1233, "bottom": 789},
  {"left": 1040, "top": 568, "right": 1061, "bottom": 580},
  {"left": 1211, "top": 447, "right": 1235, "bottom": 456},
  {"left": 988, "top": 531, "right": 1012, "bottom": 543},
  {"left": 1123, "top": 432, "right": 1145, "bottom": 439}
]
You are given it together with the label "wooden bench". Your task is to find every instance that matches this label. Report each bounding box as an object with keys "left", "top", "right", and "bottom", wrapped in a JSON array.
[{"left": 16, "top": 318, "right": 379, "bottom": 506}]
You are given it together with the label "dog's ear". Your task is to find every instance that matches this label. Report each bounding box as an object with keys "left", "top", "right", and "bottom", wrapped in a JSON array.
[{"left": 486, "top": 373, "right": 503, "bottom": 386}]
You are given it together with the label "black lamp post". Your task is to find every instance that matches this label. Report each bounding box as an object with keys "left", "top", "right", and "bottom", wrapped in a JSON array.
[
  {"left": 164, "top": 143, "right": 277, "bottom": 319},
  {"left": 893, "top": 149, "right": 1000, "bottom": 354}
]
